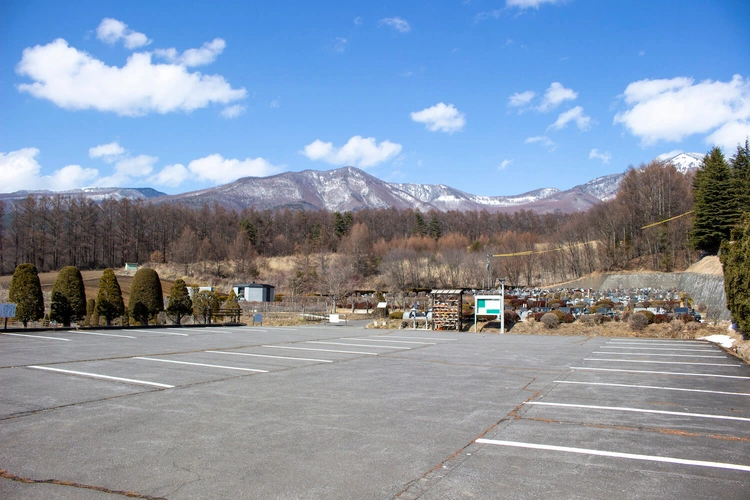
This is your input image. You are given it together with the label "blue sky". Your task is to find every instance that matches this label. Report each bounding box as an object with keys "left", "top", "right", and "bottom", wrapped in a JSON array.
[{"left": 1, "top": 0, "right": 749, "bottom": 197}]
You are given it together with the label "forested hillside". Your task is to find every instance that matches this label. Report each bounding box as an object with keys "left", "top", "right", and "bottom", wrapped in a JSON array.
[{"left": 1, "top": 146, "right": 748, "bottom": 293}]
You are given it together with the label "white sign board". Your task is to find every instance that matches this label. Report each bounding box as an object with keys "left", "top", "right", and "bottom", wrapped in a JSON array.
[
  {"left": 475, "top": 295, "right": 503, "bottom": 315},
  {"left": 0, "top": 303, "right": 17, "bottom": 318}
]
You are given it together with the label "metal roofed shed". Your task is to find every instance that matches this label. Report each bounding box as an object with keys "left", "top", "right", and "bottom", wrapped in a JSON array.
[
  {"left": 430, "top": 289, "right": 470, "bottom": 331},
  {"left": 233, "top": 283, "right": 275, "bottom": 302}
]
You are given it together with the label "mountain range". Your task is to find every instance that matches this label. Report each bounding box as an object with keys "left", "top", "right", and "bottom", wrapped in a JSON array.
[{"left": 0, "top": 152, "right": 703, "bottom": 215}]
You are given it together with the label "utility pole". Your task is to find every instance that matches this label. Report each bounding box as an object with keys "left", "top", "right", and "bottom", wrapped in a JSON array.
[{"left": 486, "top": 254, "right": 491, "bottom": 291}]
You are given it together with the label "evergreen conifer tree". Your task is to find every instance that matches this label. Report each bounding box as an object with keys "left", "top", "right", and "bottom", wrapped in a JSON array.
[
  {"left": 691, "top": 147, "right": 738, "bottom": 253},
  {"left": 86, "top": 298, "right": 96, "bottom": 326},
  {"left": 720, "top": 213, "right": 750, "bottom": 336},
  {"left": 9, "top": 263, "right": 44, "bottom": 327},
  {"left": 50, "top": 266, "right": 87, "bottom": 327},
  {"left": 730, "top": 139, "right": 750, "bottom": 215},
  {"left": 129, "top": 268, "right": 164, "bottom": 326},
  {"left": 166, "top": 278, "right": 192, "bottom": 325},
  {"left": 225, "top": 289, "right": 241, "bottom": 323},
  {"left": 96, "top": 268, "right": 125, "bottom": 326}
]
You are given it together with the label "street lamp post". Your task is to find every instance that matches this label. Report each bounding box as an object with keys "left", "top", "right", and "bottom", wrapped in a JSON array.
[{"left": 500, "top": 278, "right": 506, "bottom": 334}]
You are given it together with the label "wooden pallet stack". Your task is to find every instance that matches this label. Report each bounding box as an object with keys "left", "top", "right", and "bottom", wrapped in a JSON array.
[{"left": 430, "top": 289, "right": 467, "bottom": 331}]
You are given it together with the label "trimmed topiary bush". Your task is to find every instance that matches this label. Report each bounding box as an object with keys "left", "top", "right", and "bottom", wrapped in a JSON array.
[
  {"left": 629, "top": 312, "right": 649, "bottom": 331},
  {"left": 50, "top": 266, "right": 87, "bottom": 327},
  {"left": 653, "top": 314, "right": 671, "bottom": 324},
  {"left": 541, "top": 312, "right": 560, "bottom": 329},
  {"left": 9, "top": 263, "right": 44, "bottom": 328},
  {"left": 639, "top": 310, "right": 655, "bottom": 324},
  {"left": 129, "top": 268, "right": 164, "bottom": 326},
  {"left": 96, "top": 268, "right": 125, "bottom": 326}
]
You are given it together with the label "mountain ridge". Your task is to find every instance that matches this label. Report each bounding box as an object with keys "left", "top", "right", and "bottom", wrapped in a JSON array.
[{"left": 0, "top": 153, "right": 704, "bottom": 214}]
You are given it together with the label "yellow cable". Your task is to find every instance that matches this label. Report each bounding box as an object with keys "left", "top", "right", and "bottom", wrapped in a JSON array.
[{"left": 641, "top": 210, "right": 693, "bottom": 229}]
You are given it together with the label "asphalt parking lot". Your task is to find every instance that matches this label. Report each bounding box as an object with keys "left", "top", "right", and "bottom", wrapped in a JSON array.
[{"left": 1, "top": 324, "right": 748, "bottom": 499}]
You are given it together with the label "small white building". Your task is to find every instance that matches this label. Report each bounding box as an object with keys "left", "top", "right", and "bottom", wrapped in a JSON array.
[{"left": 233, "top": 283, "right": 275, "bottom": 302}]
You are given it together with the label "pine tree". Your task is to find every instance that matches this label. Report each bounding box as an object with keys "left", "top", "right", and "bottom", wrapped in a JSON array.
[
  {"left": 96, "top": 268, "right": 125, "bottom": 326},
  {"left": 225, "top": 290, "right": 241, "bottom": 323},
  {"left": 166, "top": 278, "right": 192, "bottom": 325},
  {"left": 691, "top": 147, "right": 739, "bottom": 253},
  {"left": 50, "top": 266, "right": 87, "bottom": 327},
  {"left": 9, "top": 263, "right": 44, "bottom": 327},
  {"left": 86, "top": 298, "right": 96, "bottom": 326},
  {"left": 720, "top": 213, "right": 750, "bottom": 336},
  {"left": 428, "top": 215, "right": 443, "bottom": 240},
  {"left": 413, "top": 212, "right": 428, "bottom": 236},
  {"left": 193, "top": 290, "right": 221, "bottom": 324},
  {"left": 129, "top": 268, "right": 164, "bottom": 326},
  {"left": 730, "top": 139, "right": 750, "bottom": 215}
]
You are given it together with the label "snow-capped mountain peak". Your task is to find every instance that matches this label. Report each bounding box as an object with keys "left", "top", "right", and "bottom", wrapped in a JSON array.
[{"left": 657, "top": 152, "right": 704, "bottom": 174}]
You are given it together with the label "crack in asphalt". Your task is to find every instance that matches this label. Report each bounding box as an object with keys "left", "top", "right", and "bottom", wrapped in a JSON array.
[{"left": 0, "top": 468, "right": 167, "bottom": 499}]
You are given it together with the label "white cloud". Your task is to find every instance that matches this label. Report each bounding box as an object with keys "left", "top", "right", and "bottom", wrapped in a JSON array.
[
  {"left": 16, "top": 38, "right": 246, "bottom": 116},
  {"left": 89, "top": 141, "right": 126, "bottom": 162},
  {"left": 538, "top": 82, "right": 577, "bottom": 112},
  {"left": 589, "top": 149, "right": 612, "bottom": 164},
  {"left": 705, "top": 121, "right": 750, "bottom": 151},
  {"left": 182, "top": 154, "right": 281, "bottom": 184},
  {"left": 506, "top": 0, "right": 561, "bottom": 9},
  {"left": 301, "top": 136, "right": 402, "bottom": 168},
  {"left": 221, "top": 104, "right": 246, "bottom": 119},
  {"left": 639, "top": 50, "right": 645, "bottom": 56},
  {"left": 149, "top": 163, "right": 189, "bottom": 187},
  {"left": 154, "top": 38, "right": 226, "bottom": 67},
  {"left": 332, "top": 37, "right": 348, "bottom": 53},
  {"left": 96, "top": 18, "right": 151, "bottom": 49},
  {"left": 48, "top": 164, "right": 100, "bottom": 190},
  {"left": 499, "top": 159, "right": 513, "bottom": 170},
  {"left": 508, "top": 90, "right": 536, "bottom": 108},
  {"left": 614, "top": 75, "right": 750, "bottom": 146},
  {"left": 474, "top": 10, "right": 502, "bottom": 22},
  {"left": 379, "top": 17, "right": 411, "bottom": 33},
  {"left": 0, "top": 147, "right": 99, "bottom": 193},
  {"left": 270, "top": 98, "right": 280, "bottom": 108},
  {"left": 548, "top": 106, "right": 592, "bottom": 131},
  {"left": 354, "top": 16, "right": 364, "bottom": 26},
  {"left": 525, "top": 136, "right": 556, "bottom": 150},
  {"left": 1, "top": 145, "right": 284, "bottom": 192},
  {"left": 410, "top": 102, "right": 466, "bottom": 133},
  {"left": 656, "top": 150, "right": 683, "bottom": 161}
]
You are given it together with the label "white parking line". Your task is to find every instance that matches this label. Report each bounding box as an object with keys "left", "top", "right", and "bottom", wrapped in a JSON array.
[
  {"left": 571, "top": 367, "right": 750, "bottom": 379},
  {"left": 554, "top": 380, "right": 750, "bottom": 397},
  {"left": 129, "top": 329, "right": 188, "bottom": 336},
  {"left": 607, "top": 341, "right": 708, "bottom": 346},
  {"left": 27, "top": 366, "right": 173, "bottom": 388},
  {"left": 526, "top": 401, "right": 750, "bottom": 422},
  {"left": 133, "top": 357, "right": 268, "bottom": 372},
  {"left": 205, "top": 351, "right": 333, "bottom": 363},
  {"left": 187, "top": 329, "right": 232, "bottom": 334},
  {"left": 306, "top": 341, "right": 407, "bottom": 349},
  {"left": 2, "top": 333, "right": 71, "bottom": 341},
  {"left": 346, "top": 338, "right": 437, "bottom": 345},
  {"left": 585, "top": 358, "right": 740, "bottom": 367},
  {"left": 376, "top": 335, "right": 457, "bottom": 341},
  {"left": 244, "top": 327, "right": 298, "bottom": 331},
  {"left": 600, "top": 346, "right": 718, "bottom": 352},
  {"left": 262, "top": 345, "right": 378, "bottom": 355},
  {"left": 593, "top": 351, "right": 726, "bottom": 358},
  {"left": 475, "top": 439, "right": 750, "bottom": 473},
  {"left": 72, "top": 331, "right": 137, "bottom": 339}
]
